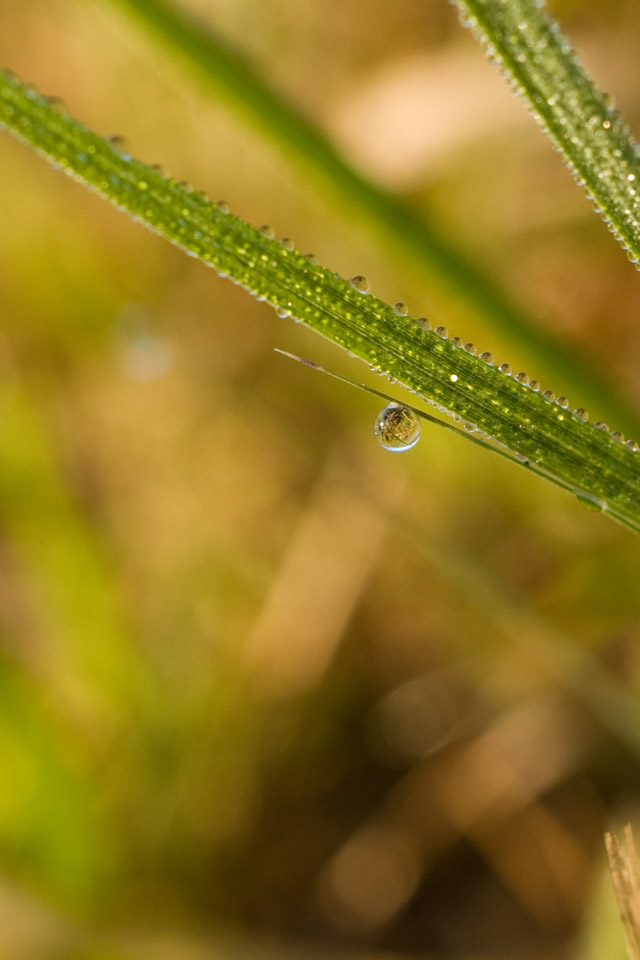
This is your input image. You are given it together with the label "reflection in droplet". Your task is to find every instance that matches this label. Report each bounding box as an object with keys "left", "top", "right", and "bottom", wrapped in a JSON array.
[
  {"left": 374, "top": 404, "right": 421, "bottom": 452},
  {"left": 349, "top": 275, "right": 371, "bottom": 293},
  {"left": 45, "top": 94, "right": 67, "bottom": 114},
  {"left": 107, "top": 134, "right": 129, "bottom": 154}
]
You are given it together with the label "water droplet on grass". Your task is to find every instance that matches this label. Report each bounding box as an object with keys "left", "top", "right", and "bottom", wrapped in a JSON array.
[
  {"left": 107, "top": 134, "right": 129, "bottom": 153},
  {"left": 374, "top": 404, "right": 421, "bottom": 452},
  {"left": 350, "top": 276, "right": 371, "bottom": 293},
  {"left": 45, "top": 94, "right": 67, "bottom": 113}
]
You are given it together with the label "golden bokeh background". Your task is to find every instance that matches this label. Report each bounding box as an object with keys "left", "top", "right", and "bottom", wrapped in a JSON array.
[{"left": 1, "top": 1, "right": 640, "bottom": 957}]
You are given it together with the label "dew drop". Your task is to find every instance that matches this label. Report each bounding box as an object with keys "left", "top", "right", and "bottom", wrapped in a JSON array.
[
  {"left": 594, "top": 421, "right": 609, "bottom": 432},
  {"left": 529, "top": 380, "right": 539, "bottom": 391},
  {"left": 350, "top": 275, "right": 371, "bottom": 293},
  {"left": 435, "top": 326, "right": 448, "bottom": 338},
  {"left": 463, "top": 343, "right": 476, "bottom": 354},
  {"left": 515, "top": 371, "right": 529, "bottom": 384},
  {"left": 416, "top": 317, "right": 431, "bottom": 330},
  {"left": 45, "top": 94, "right": 67, "bottom": 114},
  {"left": 107, "top": 134, "right": 129, "bottom": 153},
  {"left": 374, "top": 403, "right": 421, "bottom": 452},
  {"left": 479, "top": 351, "right": 494, "bottom": 364},
  {"left": 499, "top": 363, "right": 512, "bottom": 375},
  {"left": 450, "top": 337, "right": 463, "bottom": 347},
  {"left": 557, "top": 396, "right": 569, "bottom": 408},
  {"left": 573, "top": 407, "right": 589, "bottom": 421},
  {"left": 543, "top": 389, "right": 556, "bottom": 402},
  {"left": 393, "top": 302, "right": 409, "bottom": 316},
  {"left": 612, "top": 431, "right": 625, "bottom": 442},
  {"left": 259, "top": 224, "right": 275, "bottom": 238},
  {"left": 626, "top": 438, "right": 639, "bottom": 452},
  {"left": 303, "top": 253, "right": 319, "bottom": 264},
  {"left": 280, "top": 237, "right": 295, "bottom": 250}
]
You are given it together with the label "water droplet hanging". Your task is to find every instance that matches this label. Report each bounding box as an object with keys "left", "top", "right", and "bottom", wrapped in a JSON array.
[{"left": 374, "top": 403, "right": 421, "bottom": 452}]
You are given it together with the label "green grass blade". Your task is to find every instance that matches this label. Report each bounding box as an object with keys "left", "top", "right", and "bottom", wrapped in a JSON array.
[
  {"left": 2, "top": 68, "right": 640, "bottom": 532},
  {"left": 454, "top": 0, "right": 640, "bottom": 262},
  {"left": 104, "top": 0, "right": 640, "bottom": 437}
]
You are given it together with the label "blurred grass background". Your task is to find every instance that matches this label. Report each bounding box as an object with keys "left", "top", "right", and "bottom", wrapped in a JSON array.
[{"left": 1, "top": 0, "right": 640, "bottom": 957}]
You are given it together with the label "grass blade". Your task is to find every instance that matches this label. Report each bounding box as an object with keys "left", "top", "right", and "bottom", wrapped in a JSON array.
[
  {"left": 104, "top": 0, "right": 640, "bottom": 437},
  {"left": 454, "top": 0, "right": 640, "bottom": 263},
  {"left": 2, "top": 68, "right": 640, "bottom": 532}
]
